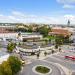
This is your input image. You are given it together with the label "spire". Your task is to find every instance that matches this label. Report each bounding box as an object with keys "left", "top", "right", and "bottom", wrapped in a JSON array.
[{"left": 67, "top": 20, "right": 70, "bottom": 26}]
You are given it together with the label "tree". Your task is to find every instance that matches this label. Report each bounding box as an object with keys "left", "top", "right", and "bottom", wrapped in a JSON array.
[
  {"left": 44, "top": 39, "right": 48, "bottom": 45},
  {"left": 8, "top": 56, "right": 22, "bottom": 75},
  {"left": 0, "top": 65, "right": 4, "bottom": 75},
  {"left": 27, "top": 26, "right": 33, "bottom": 32},
  {"left": 55, "top": 44, "right": 58, "bottom": 49},
  {"left": 63, "top": 36, "right": 70, "bottom": 43},
  {"left": 44, "top": 51, "right": 47, "bottom": 56},
  {"left": 38, "top": 26, "right": 50, "bottom": 37},
  {"left": 0, "top": 61, "right": 12, "bottom": 75},
  {"left": 7, "top": 42, "right": 16, "bottom": 53},
  {"left": 0, "top": 56, "right": 22, "bottom": 75},
  {"left": 55, "top": 36, "right": 63, "bottom": 45}
]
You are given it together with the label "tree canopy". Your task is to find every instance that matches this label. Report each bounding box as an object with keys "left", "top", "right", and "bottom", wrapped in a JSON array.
[
  {"left": 7, "top": 42, "right": 16, "bottom": 53},
  {"left": 0, "top": 61, "right": 12, "bottom": 75},
  {"left": 0, "top": 56, "right": 22, "bottom": 75},
  {"left": 8, "top": 56, "right": 22, "bottom": 74},
  {"left": 38, "top": 26, "right": 50, "bottom": 37}
]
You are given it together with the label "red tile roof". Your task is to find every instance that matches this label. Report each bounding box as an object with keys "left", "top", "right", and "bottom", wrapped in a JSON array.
[
  {"left": 0, "top": 28, "right": 15, "bottom": 33},
  {"left": 49, "top": 29, "right": 71, "bottom": 37}
]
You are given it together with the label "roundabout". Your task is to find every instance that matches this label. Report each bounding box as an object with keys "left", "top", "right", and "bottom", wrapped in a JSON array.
[
  {"left": 20, "top": 60, "right": 65, "bottom": 75},
  {"left": 32, "top": 65, "right": 52, "bottom": 75}
]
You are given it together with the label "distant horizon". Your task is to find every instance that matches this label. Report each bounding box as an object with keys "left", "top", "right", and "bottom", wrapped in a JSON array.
[{"left": 0, "top": 22, "right": 75, "bottom": 26}]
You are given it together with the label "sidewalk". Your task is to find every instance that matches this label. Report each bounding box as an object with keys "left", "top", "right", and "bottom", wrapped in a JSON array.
[{"left": 24, "top": 50, "right": 60, "bottom": 61}]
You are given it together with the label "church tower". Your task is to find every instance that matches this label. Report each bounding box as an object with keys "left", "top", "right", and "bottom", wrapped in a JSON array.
[{"left": 67, "top": 20, "right": 70, "bottom": 27}]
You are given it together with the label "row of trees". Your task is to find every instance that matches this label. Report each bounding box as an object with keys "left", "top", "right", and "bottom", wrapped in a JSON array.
[
  {"left": 8, "top": 25, "right": 51, "bottom": 37},
  {"left": 0, "top": 56, "right": 22, "bottom": 75}
]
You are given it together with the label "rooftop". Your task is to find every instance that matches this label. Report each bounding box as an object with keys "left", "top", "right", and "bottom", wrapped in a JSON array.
[{"left": 49, "top": 29, "right": 72, "bottom": 37}]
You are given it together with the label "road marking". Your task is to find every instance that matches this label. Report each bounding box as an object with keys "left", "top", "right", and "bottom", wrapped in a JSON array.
[{"left": 48, "top": 55, "right": 75, "bottom": 65}]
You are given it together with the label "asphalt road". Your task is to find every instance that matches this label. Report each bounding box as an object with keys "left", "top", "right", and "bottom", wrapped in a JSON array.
[
  {"left": 19, "top": 45, "right": 75, "bottom": 75},
  {"left": 20, "top": 60, "right": 64, "bottom": 75},
  {"left": 45, "top": 51, "right": 75, "bottom": 71}
]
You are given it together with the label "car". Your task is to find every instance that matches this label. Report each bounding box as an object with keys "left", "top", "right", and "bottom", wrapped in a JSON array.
[
  {"left": 70, "top": 56, "right": 75, "bottom": 61},
  {"left": 65, "top": 55, "right": 75, "bottom": 61}
]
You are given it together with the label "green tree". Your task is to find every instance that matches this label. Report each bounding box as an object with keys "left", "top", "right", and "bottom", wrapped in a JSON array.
[
  {"left": 63, "top": 36, "right": 70, "bottom": 43},
  {"left": 55, "top": 44, "right": 58, "bottom": 49},
  {"left": 55, "top": 36, "right": 63, "bottom": 45},
  {"left": 0, "top": 61, "right": 12, "bottom": 75},
  {"left": 7, "top": 42, "right": 16, "bottom": 53},
  {"left": 0, "top": 65, "right": 4, "bottom": 75},
  {"left": 44, "top": 39, "right": 48, "bottom": 45},
  {"left": 8, "top": 56, "right": 22, "bottom": 75},
  {"left": 27, "top": 26, "right": 33, "bottom": 32},
  {"left": 38, "top": 26, "right": 50, "bottom": 37}
]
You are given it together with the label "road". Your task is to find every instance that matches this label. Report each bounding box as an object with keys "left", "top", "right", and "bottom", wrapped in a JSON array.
[
  {"left": 20, "top": 60, "right": 64, "bottom": 75},
  {"left": 45, "top": 52, "right": 75, "bottom": 71}
]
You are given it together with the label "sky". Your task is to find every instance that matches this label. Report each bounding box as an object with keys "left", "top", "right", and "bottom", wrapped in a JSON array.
[{"left": 0, "top": 0, "right": 75, "bottom": 24}]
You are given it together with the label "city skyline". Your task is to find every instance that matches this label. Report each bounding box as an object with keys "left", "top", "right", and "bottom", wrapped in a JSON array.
[{"left": 0, "top": 0, "right": 75, "bottom": 24}]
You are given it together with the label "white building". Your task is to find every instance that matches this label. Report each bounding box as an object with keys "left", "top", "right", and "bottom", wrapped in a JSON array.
[
  {"left": 0, "top": 33, "right": 18, "bottom": 41},
  {"left": 70, "top": 29, "right": 75, "bottom": 43},
  {"left": 20, "top": 33, "right": 43, "bottom": 41},
  {"left": 0, "top": 32, "right": 43, "bottom": 42}
]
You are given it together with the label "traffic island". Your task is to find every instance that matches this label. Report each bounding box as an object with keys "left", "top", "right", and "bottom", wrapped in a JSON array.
[{"left": 32, "top": 65, "right": 52, "bottom": 75}]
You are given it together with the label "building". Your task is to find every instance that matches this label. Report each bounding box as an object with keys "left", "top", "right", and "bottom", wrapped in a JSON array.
[
  {"left": 0, "top": 33, "right": 18, "bottom": 41},
  {"left": 19, "top": 33, "right": 43, "bottom": 42},
  {"left": 49, "top": 28, "right": 72, "bottom": 37},
  {"left": 69, "top": 29, "right": 75, "bottom": 43},
  {"left": 0, "top": 31, "right": 42, "bottom": 42}
]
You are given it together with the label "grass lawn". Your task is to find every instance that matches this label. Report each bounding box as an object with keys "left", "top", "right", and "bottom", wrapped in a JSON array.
[
  {"left": 42, "top": 35, "right": 56, "bottom": 41},
  {"left": 35, "top": 66, "right": 50, "bottom": 74},
  {"left": 46, "top": 35, "right": 56, "bottom": 39}
]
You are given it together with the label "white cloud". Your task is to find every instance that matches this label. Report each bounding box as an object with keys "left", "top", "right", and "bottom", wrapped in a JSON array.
[
  {"left": 57, "top": 0, "right": 75, "bottom": 4},
  {"left": 12, "top": 11, "right": 37, "bottom": 18},
  {"left": 0, "top": 11, "right": 75, "bottom": 24},
  {"left": 64, "top": 15, "right": 75, "bottom": 24},
  {"left": 56, "top": 0, "right": 75, "bottom": 9},
  {"left": 64, "top": 15, "right": 75, "bottom": 20},
  {"left": 63, "top": 4, "right": 75, "bottom": 9}
]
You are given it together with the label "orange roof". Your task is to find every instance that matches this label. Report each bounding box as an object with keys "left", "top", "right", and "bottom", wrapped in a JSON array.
[
  {"left": 49, "top": 29, "right": 71, "bottom": 37},
  {"left": 0, "top": 28, "right": 15, "bottom": 33}
]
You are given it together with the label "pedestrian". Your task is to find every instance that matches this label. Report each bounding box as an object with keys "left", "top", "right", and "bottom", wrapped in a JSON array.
[
  {"left": 37, "top": 53, "right": 40, "bottom": 59},
  {"left": 59, "top": 48, "right": 61, "bottom": 52},
  {"left": 44, "top": 51, "right": 47, "bottom": 56},
  {"left": 52, "top": 50, "right": 54, "bottom": 54}
]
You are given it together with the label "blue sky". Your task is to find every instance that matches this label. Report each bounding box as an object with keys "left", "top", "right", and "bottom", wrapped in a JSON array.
[{"left": 0, "top": 0, "right": 75, "bottom": 24}]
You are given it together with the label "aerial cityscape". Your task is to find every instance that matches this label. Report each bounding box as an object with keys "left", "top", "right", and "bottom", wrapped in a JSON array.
[{"left": 0, "top": 0, "right": 75, "bottom": 75}]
